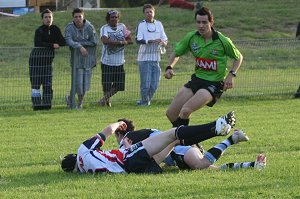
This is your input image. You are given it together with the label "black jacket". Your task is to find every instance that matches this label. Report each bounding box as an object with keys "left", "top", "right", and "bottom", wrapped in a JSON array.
[{"left": 29, "top": 24, "right": 65, "bottom": 67}]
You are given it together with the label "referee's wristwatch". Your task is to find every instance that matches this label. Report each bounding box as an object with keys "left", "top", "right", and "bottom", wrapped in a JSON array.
[{"left": 229, "top": 70, "right": 236, "bottom": 77}]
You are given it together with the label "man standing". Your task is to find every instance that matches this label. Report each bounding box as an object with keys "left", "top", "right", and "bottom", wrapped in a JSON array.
[
  {"left": 65, "top": 8, "right": 98, "bottom": 109},
  {"left": 29, "top": 8, "right": 65, "bottom": 110},
  {"left": 135, "top": 4, "right": 168, "bottom": 106}
]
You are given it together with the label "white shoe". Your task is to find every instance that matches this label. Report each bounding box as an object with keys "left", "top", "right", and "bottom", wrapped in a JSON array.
[
  {"left": 254, "top": 154, "right": 267, "bottom": 170},
  {"left": 215, "top": 111, "right": 236, "bottom": 135},
  {"left": 232, "top": 129, "right": 249, "bottom": 144}
]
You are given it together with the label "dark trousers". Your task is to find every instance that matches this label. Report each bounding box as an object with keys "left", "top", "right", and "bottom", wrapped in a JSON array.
[{"left": 29, "top": 65, "right": 53, "bottom": 110}]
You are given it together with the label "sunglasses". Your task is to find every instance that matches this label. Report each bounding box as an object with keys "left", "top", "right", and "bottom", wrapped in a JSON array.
[
  {"left": 146, "top": 22, "right": 156, "bottom": 32},
  {"left": 108, "top": 10, "right": 119, "bottom": 15}
]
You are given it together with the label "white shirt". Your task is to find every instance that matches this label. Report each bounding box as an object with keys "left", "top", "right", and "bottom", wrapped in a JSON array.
[
  {"left": 136, "top": 19, "right": 168, "bottom": 61},
  {"left": 100, "top": 23, "right": 129, "bottom": 66},
  {"left": 77, "top": 134, "right": 127, "bottom": 173}
]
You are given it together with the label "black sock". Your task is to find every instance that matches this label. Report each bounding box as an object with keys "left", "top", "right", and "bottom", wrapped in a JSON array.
[
  {"left": 172, "top": 117, "right": 190, "bottom": 127},
  {"left": 175, "top": 121, "right": 215, "bottom": 143}
]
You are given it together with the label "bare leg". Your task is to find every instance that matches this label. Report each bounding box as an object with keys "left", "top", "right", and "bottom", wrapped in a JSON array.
[
  {"left": 78, "top": 93, "right": 84, "bottom": 108},
  {"left": 183, "top": 147, "right": 211, "bottom": 169},
  {"left": 99, "top": 88, "right": 118, "bottom": 107},
  {"left": 179, "top": 89, "right": 212, "bottom": 119},
  {"left": 142, "top": 128, "right": 177, "bottom": 158},
  {"left": 166, "top": 87, "right": 193, "bottom": 122},
  {"left": 153, "top": 141, "right": 178, "bottom": 164}
]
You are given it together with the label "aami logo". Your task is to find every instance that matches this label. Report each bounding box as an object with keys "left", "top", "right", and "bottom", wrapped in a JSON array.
[{"left": 196, "top": 57, "right": 217, "bottom": 71}]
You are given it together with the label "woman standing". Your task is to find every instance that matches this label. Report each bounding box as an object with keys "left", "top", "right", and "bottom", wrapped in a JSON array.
[{"left": 98, "top": 10, "right": 133, "bottom": 107}]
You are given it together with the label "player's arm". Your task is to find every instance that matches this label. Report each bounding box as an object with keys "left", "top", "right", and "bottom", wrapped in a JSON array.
[
  {"left": 101, "top": 121, "right": 127, "bottom": 139},
  {"left": 164, "top": 52, "right": 179, "bottom": 79}
]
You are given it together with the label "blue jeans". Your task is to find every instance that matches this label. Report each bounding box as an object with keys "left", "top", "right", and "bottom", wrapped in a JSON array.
[{"left": 138, "top": 61, "right": 161, "bottom": 102}]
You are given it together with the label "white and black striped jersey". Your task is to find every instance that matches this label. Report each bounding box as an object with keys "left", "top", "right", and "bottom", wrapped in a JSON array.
[{"left": 77, "top": 133, "right": 127, "bottom": 173}]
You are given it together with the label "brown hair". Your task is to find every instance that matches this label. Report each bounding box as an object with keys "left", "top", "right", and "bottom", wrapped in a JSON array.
[
  {"left": 41, "top": 8, "right": 52, "bottom": 18},
  {"left": 195, "top": 7, "right": 214, "bottom": 23},
  {"left": 143, "top": 4, "right": 155, "bottom": 13},
  {"left": 72, "top": 8, "right": 84, "bottom": 17},
  {"left": 116, "top": 118, "right": 135, "bottom": 135}
]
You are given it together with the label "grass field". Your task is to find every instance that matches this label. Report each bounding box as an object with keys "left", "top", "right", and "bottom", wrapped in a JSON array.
[
  {"left": 1, "top": 0, "right": 300, "bottom": 198},
  {"left": 1, "top": 98, "right": 300, "bottom": 198}
]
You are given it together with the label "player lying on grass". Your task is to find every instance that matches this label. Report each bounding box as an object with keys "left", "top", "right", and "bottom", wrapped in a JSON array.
[
  {"left": 61, "top": 112, "right": 242, "bottom": 173},
  {"left": 115, "top": 117, "right": 266, "bottom": 171}
]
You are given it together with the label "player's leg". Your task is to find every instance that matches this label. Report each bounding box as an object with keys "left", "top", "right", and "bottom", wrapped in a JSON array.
[
  {"left": 166, "top": 86, "right": 194, "bottom": 126},
  {"left": 178, "top": 88, "right": 212, "bottom": 120},
  {"left": 168, "top": 145, "right": 211, "bottom": 170},
  {"left": 218, "top": 154, "right": 267, "bottom": 170},
  {"left": 143, "top": 114, "right": 235, "bottom": 157},
  {"left": 177, "top": 111, "right": 236, "bottom": 146},
  {"left": 204, "top": 130, "right": 249, "bottom": 164}
]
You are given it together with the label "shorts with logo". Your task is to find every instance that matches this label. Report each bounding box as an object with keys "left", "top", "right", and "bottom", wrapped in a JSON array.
[
  {"left": 184, "top": 74, "right": 224, "bottom": 107},
  {"left": 123, "top": 142, "right": 163, "bottom": 174}
]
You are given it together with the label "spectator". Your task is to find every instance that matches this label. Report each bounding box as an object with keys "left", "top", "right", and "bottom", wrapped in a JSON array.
[
  {"left": 98, "top": 10, "right": 133, "bottom": 107},
  {"left": 294, "top": 22, "right": 300, "bottom": 98},
  {"left": 29, "top": 8, "right": 65, "bottom": 110},
  {"left": 136, "top": 4, "right": 168, "bottom": 106},
  {"left": 158, "top": 0, "right": 203, "bottom": 10},
  {"left": 164, "top": 7, "right": 243, "bottom": 127},
  {"left": 65, "top": 8, "right": 98, "bottom": 109}
]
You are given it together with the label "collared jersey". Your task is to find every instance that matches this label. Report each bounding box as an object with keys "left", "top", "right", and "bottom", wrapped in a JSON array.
[
  {"left": 77, "top": 133, "right": 126, "bottom": 173},
  {"left": 174, "top": 29, "right": 241, "bottom": 81},
  {"left": 136, "top": 19, "right": 168, "bottom": 61},
  {"left": 100, "top": 23, "right": 129, "bottom": 66}
]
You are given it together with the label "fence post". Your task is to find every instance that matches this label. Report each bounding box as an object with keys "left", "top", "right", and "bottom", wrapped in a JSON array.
[{"left": 69, "top": 55, "right": 76, "bottom": 109}]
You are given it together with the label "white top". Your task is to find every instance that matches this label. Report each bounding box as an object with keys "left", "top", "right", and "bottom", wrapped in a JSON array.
[
  {"left": 100, "top": 23, "right": 129, "bottom": 66},
  {"left": 77, "top": 134, "right": 127, "bottom": 173},
  {"left": 136, "top": 19, "right": 168, "bottom": 61}
]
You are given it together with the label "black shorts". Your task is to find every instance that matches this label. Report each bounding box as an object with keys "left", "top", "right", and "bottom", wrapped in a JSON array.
[
  {"left": 101, "top": 63, "right": 125, "bottom": 92},
  {"left": 184, "top": 74, "right": 224, "bottom": 107},
  {"left": 123, "top": 142, "right": 163, "bottom": 174}
]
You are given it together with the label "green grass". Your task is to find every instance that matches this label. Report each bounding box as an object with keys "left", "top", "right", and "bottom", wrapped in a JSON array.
[
  {"left": 1, "top": 99, "right": 300, "bottom": 198},
  {"left": 0, "top": 0, "right": 299, "bottom": 46}
]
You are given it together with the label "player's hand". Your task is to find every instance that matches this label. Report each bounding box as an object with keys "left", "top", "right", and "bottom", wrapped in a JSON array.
[
  {"left": 164, "top": 69, "right": 174, "bottom": 79},
  {"left": 223, "top": 76, "right": 234, "bottom": 91}
]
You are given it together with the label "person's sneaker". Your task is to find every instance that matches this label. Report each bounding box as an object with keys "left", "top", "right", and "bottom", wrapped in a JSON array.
[
  {"left": 231, "top": 129, "right": 249, "bottom": 144},
  {"left": 76, "top": 104, "right": 83, "bottom": 110},
  {"left": 136, "top": 100, "right": 150, "bottom": 106},
  {"left": 215, "top": 111, "right": 236, "bottom": 135},
  {"left": 254, "top": 154, "right": 267, "bottom": 170},
  {"left": 223, "top": 111, "right": 236, "bottom": 127},
  {"left": 98, "top": 98, "right": 106, "bottom": 107}
]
